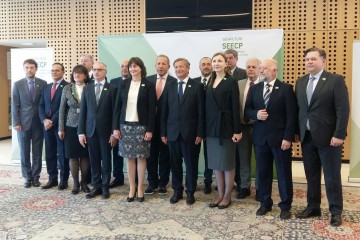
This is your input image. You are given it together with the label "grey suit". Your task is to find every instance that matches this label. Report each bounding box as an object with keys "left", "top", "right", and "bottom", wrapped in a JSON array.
[
  {"left": 59, "top": 84, "right": 81, "bottom": 131},
  {"left": 12, "top": 77, "right": 47, "bottom": 181},
  {"left": 236, "top": 78, "right": 255, "bottom": 190}
]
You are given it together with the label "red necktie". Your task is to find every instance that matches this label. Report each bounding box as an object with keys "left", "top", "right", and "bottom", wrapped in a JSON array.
[
  {"left": 243, "top": 81, "right": 254, "bottom": 123},
  {"left": 51, "top": 82, "right": 58, "bottom": 101}
]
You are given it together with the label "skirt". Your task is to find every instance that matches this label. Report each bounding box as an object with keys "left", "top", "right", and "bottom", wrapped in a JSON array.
[
  {"left": 64, "top": 126, "right": 89, "bottom": 158},
  {"left": 118, "top": 123, "right": 150, "bottom": 159},
  {"left": 206, "top": 137, "right": 236, "bottom": 171}
]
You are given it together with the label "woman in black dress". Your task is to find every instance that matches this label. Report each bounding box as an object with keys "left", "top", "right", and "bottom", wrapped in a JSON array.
[
  {"left": 113, "top": 57, "right": 156, "bottom": 202},
  {"left": 206, "top": 52, "right": 242, "bottom": 208},
  {"left": 58, "top": 65, "right": 91, "bottom": 194}
]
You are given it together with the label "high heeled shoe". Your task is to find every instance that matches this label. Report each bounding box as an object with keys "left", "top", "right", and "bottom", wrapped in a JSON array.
[
  {"left": 126, "top": 191, "right": 136, "bottom": 202},
  {"left": 218, "top": 200, "right": 232, "bottom": 209},
  {"left": 137, "top": 196, "right": 145, "bottom": 202}
]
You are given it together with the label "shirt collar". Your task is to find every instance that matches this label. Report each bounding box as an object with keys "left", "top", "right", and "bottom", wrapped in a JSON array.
[
  {"left": 264, "top": 78, "right": 276, "bottom": 87},
  {"left": 311, "top": 70, "right": 324, "bottom": 80},
  {"left": 157, "top": 73, "right": 168, "bottom": 80},
  {"left": 26, "top": 77, "right": 35, "bottom": 82},
  {"left": 95, "top": 79, "right": 106, "bottom": 85},
  {"left": 178, "top": 76, "right": 189, "bottom": 84},
  {"left": 248, "top": 77, "right": 260, "bottom": 85}
]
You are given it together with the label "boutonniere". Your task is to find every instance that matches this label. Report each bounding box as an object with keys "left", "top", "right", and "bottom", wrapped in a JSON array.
[
  {"left": 322, "top": 77, "right": 326, "bottom": 81},
  {"left": 103, "top": 88, "right": 107, "bottom": 91},
  {"left": 275, "top": 86, "right": 279, "bottom": 89},
  {"left": 141, "top": 84, "right": 145, "bottom": 87}
]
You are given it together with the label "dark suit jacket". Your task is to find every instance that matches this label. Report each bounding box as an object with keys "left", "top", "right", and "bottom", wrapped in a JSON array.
[
  {"left": 232, "top": 67, "right": 247, "bottom": 81},
  {"left": 245, "top": 79, "right": 298, "bottom": 147},
  {"left": 39, "top": 79, "right": 69, "bottom": 127},
  {"left": 110, "top": 76, "right": 126, "bottom": 88},
  {"left": 206, "top": 76, "right": 241, "bottom": 138},
  {"left": 146, "top": 74, "right": 177, "bottom": 128},
  {"left": 160, "top": 78, "right": 205, "bottom": 142},
  {"left": 78, "top": 81, "right": 117, "bottom": 138},
  {"left": 113, "top": 78, "right": 156, "bottom": 132},
  {"left": 12, "top": 77, "right": 47, "bottom": 131},
  {"left": 295, "top": 70, "right": 350, "bottom": 146}
]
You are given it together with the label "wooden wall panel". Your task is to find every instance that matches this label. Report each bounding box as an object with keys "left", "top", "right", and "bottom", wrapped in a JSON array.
[{"left": 253, "top": 0, "right": 357, "bottom": 160}]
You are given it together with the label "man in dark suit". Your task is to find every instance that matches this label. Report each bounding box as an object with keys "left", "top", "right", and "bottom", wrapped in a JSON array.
[
  {"left": 145, "top": 54, "right": 177, "bottom": 196},
  {"left": 80, "top": 53, "right": 95, "bottom": 83},
  {"left": 225, "top": 49, "right": 247, "bottom": 81},
  {"left": 39, "top": 63, "right": 69, "bottom": 190},
  {"left": 161, "top": 58, "right": 205, "bottom": 205},
  {"left": 108, "top": 59, "right": 129, "bottom": 188},
  {"left": 295, "top": 47, "right": 350, "bottom": 227},
  {"left": 193, "top": 56, "right": 213, "bottom": 194},
  {"left": 12, "top": 59, "right": 47, "bottom": 188},
  {"left": 245, "top": 59, "right": 297, "bottom": 220},
  {"left": 78, "top": 61, "right": 117, "bottom": 199},
  {"left": 236, "top": 57, "right": 261, "bottom": 200}
]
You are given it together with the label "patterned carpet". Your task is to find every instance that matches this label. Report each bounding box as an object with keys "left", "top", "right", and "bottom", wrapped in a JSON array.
[{"left": 0, "top": 164, "right": 359, "bottom": 240}]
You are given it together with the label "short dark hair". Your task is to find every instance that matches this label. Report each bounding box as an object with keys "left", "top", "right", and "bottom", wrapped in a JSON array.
[
  {"left": 224, "top": 49, "right": 238, "bottom": 58},
  {"left": 304, "top": 47, "right": 326, "bottom": 59},
  {"left": 23, "top": 59, "right": 38, "bottom": 68},
  {"left": 52, "top": 62, "right": 65, "bottom": 72},
  {"left": 70, "top": 65, "right": 90, "bottom": 84},
  {"left": 128, "top": 57, "right": 147, "bottom": 79}
]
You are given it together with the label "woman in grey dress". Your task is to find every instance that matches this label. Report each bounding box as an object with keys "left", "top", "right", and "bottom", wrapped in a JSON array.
[
  {"left": 206, "top": 52, "right": 242, "bottom": 208},
  {"left": 113, "top": 57, "right": 156, "bottom": 202},
  {"left": 58, "top": 65, "right": 91, "bottom": 194}
]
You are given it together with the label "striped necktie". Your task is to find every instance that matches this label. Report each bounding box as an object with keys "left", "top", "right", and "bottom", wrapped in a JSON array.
[{"left": 263, "top": 83, "right": 271, "bottom": 108}]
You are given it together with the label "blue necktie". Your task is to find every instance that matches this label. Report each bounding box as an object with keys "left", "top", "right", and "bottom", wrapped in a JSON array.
[
  {"left": 178, "top": 81, "right": 184, "bottom": 101},
  {"left": 29, "top": 81, "right": 35, "bottom": 102},
  {"left": 263, "top": 83, "right": 271, "bottom": 108}
]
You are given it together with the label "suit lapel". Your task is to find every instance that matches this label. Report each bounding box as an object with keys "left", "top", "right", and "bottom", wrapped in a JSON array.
[
  {"left": 97, "top": 82, "right": 109, "bottom": 107},
  {"left": 267, "top": 79, "right": 280, "bottom": 107},
  {"left": 137, "top": 79, "right": 146, "bottom": 103},
  {"left": 309, "top": 71, "right": 328, "bottom": 106},
  {"left": 180, "top": 78, "right": 192, "bottom": 106},
  {"left": 21, "top": 79, "right": 33, "bottom": 102}
]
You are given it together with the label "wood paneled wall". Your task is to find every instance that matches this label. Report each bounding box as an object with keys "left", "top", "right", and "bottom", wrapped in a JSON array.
[{"left": 253, "top": 0, "right": 357, "bottom": 160}]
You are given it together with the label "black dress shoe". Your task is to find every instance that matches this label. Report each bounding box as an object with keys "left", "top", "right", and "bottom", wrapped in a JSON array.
[
  {"left": 101, "top": 188, "right": 110, "bottom": 199},
  {"left": 158, "top": 186, "right": 168, "bottom": 195},
  {"left": 41, "top": 181, "right": 58, "bottom": 189},
  {"left": 218, "top": 200, "right": 232, "bottom": 209},
  {"left": 85, "top": 188, "right": 102, "bottom": 199},
  {"left": 330, "top": 214, "right": 342, "bottom": 227},
  {"left": 236, "top": 188, "right": 250, "bottom": 199},
  {"left": 186, "top": 194, "right": 195, "bottom": 205},
  {"left": 204, "top": 183, "right": 212, "bottom": 194},
  {"left": 296, "top": 208, "right": 321, "bottom": 219},
  {"left": 58, "top": 182, "right": 68, "bottom": 190},
  {"left": 280, "top": 209, "right": 291, "bottom": 219},
  {"left": 109, "top": 179, "right": 124, "bottom": 189},
  {"left": 32, "top": 179, "right": 40, "bottom": 187},
  {"left": 24, "top": 179, "right": 32, "bottom": 188},
  {"left": 209, "top": 202, "right": 219, "bottom": 208},
  {"left": 256, "top": 206, "right": 272, "bottom": 216},
  {"left": 170, "top": 192, "right": 183, "bottom": 204},
  {"left": 81, "top": 182, "right": 91, "bottom": 193},
  {"left": 144, "top": 185, "right": 157, "bottom": 195}
]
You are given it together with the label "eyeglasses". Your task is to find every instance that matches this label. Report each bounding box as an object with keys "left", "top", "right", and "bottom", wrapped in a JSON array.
[{"left": 93, "top": 68, "right": 105, "bottom": 72}]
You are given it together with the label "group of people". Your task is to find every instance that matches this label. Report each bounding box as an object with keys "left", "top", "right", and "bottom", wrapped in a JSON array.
[{"left": 11, "top": 47, "right": 349, "bottom": 227}]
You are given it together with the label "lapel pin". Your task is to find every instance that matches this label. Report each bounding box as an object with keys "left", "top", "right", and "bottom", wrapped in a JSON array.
[
  {"left": 223, "top": 78, "right": 227, "bottom": 81},
  {"left": 141, "top": 84, "right": 145, "bottom": 87},
  {"left": 275, "top": 86, "right": 279, "bottom": 89},
  {"left": 103, "top": 88, "right": 107, "bottom": 91},
  {"left": 322, "top": 78, "right": 326, "bottom": 81},
  {"left": 188, "top": 85, "right": 191, "bottom": 88}
]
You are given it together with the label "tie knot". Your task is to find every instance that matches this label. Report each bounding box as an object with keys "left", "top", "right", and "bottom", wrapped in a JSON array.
[
  {"left": 310, "top": 76, "right": 316, "bottom": 81},
  {"left": 52, "top": 82, "right": 58, "bottom": 87},
  {"left": 266, "top": 83, "right": 271, "bottom": 89},
  {"left": 96, "top": 83, "right": 102, "bottom": 87},
  {"left": 249, "top": 81, "right": 255, "bottom": 86},
  {"left": 179, "top": 81, "right": 184, "bottom": 85}
]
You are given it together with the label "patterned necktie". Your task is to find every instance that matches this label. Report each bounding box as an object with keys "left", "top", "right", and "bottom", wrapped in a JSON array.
[
  {"left": 306, "top": 76, "right": 316, "bottom": 105},
  {"left": 50, "top": 82, "right": 58, "bottom": 101},
  {"left": 29, "top": 80, "right": 35, "bottom": 102},
  {"left": 263, "top": 83, "right": 271, "bottom": 108},
  {"left": 95, "top": 83, "right": 102, "bottom": 105},
  {"left": 178, "top": 81, "right": 184, "bottom": 101},
  {"left": 202, "top": 78, "right": 207, "bottom": 89},
  {"left": 244, "top": 81, "right": 255, "bottom": 123},
  {"left": 156, "top": 77, "right": 163, "bottom": 100}
]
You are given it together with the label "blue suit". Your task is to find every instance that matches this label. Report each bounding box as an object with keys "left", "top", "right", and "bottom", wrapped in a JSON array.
[
  {"left": 39, "top": 79, "right": 69, "bottom": 183},
  {"left": 245, "top": 79, "right": 297, "bottom": 210},
  {"left": 12, "top": 77, "right": 47, "bottom": 181}
]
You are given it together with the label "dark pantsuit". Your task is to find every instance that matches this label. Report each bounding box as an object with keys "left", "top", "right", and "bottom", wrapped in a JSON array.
[
  {"left": 44, "top": 126, "right": 69, "bottom": 183},
  {"left": 112, "top": 141, "right": 124, "bottom": 182},
  {"left": 17, "top": 122, "right": 43, "bottom": 181},
  {"left": 168, "top": 135, "right": 199, "bottom": 195},
  {"left": 302, "top": 131, "right": 343, "bottom": 215},
  {"left": 254, "top": 143, "right": 293, "bottom": 211},
  {"left": 147, "top": 134, "right": 170, "bottom": 188},
  {"left": 87, "top": 132, "right": 112, "bottom": 189}
]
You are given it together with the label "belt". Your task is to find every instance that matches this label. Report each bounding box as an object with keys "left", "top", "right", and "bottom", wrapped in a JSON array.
[{"left": 124, "top": 121, "right": 139, "bottom": 125}]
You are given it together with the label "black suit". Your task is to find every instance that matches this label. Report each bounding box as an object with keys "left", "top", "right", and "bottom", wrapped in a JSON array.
[
  {"left": 232, "top": 67, "right": 247, "bottom": 81},
  {"left": 193, "top": 76, "right": 213, "bottom": 185},
  {"left": 295, "top": 70, "right": 350, "bottom": 215},
  {"left": 78, "top": 81, "right": 117, "bottom": 190},
  {"left": 145, "top": 74, "right": 176, "bottom": 188},
  {"left": 245, "top": 79, "right": 297, "bottom": 210},
  {"left": 161, "top": 77, "right": 205, "bottom": 195},
  {"left": 109, "top": 77, "right": 126, "bottom": 183},
  {"left": 39, "top": 80, "right": 69, "bottom": 183}
]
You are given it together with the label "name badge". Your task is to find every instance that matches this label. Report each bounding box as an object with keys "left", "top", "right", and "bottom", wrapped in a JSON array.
[{"left": 76, "top": 108, "right": 80, "bottom": 113}]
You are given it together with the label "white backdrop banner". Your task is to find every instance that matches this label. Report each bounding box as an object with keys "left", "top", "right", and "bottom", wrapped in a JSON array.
[{"left": 11, "top": 48, "right": 54, "bottom": 163}]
